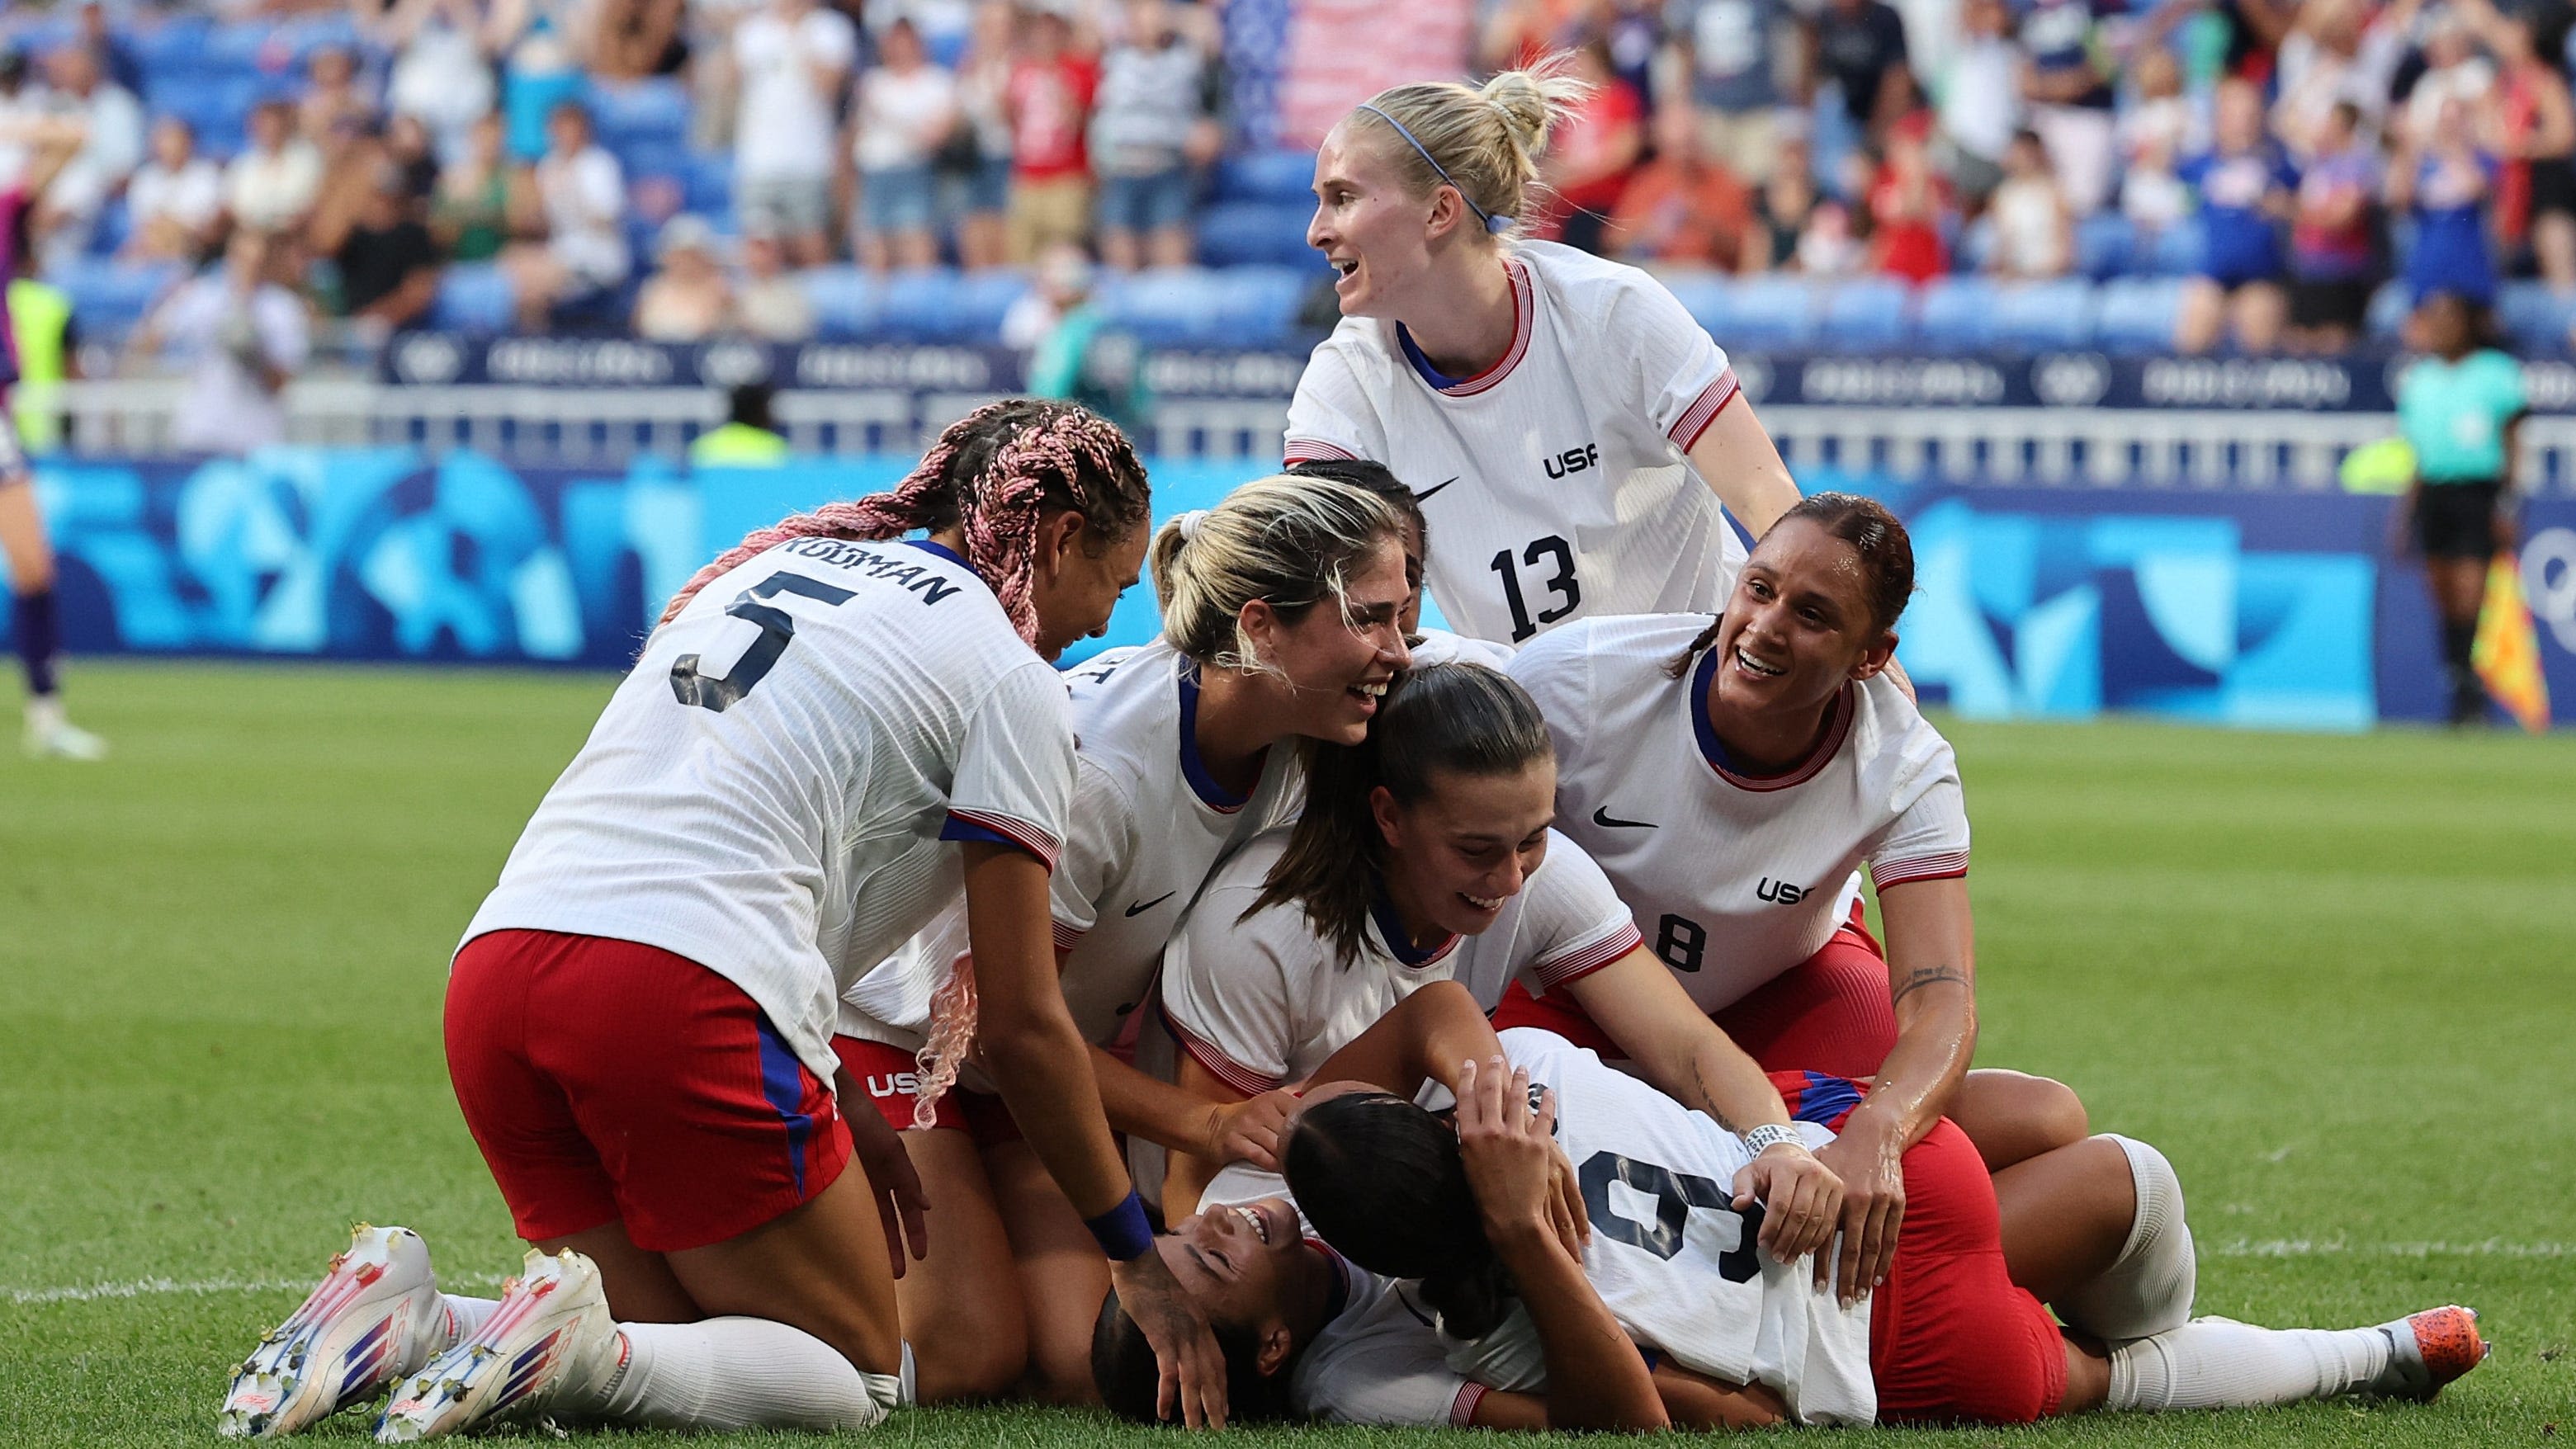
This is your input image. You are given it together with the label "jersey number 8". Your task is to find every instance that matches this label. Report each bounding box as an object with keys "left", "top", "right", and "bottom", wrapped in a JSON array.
[
  {"left": 1579, "top": 1149, "right": 1765, "bottom": 1282},
  {"left": 669, "top": 571, "right": 858, "bottom": 712}
]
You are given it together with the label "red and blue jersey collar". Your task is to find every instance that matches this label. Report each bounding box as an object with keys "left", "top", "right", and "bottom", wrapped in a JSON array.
[
  {"left": 1686, "top": 645, "right": 1855, "bottom": 792},
  {"left": 1394, "top": 259, "right": 1531, "bottom": 399},
  {"left": 1177, "top": 665, "right": 1258, "bottom": 812}
]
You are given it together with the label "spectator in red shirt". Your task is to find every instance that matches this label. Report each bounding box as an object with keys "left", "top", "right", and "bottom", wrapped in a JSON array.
[
  {"left": 1606, "top": 104, "right": 1752, "bottom": 267},
  {"left": 1005, "top": 8, "right": 1100, "bottom": 265},
  {"left": 1534, "top": 38, "right": 1645, "bottom": 254},
  {"left": 1868, "top": 112, "right": 1950, "bottom": 283}
]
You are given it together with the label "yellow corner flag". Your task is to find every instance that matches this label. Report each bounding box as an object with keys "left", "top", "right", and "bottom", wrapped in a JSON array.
[{"left": 2473, "top": 552, "right": 2551, "bottom": 732}]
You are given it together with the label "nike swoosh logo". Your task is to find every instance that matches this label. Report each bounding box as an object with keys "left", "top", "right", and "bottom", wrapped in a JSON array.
[
  {"left": 1123, "top": 891, "right": 1178, "bottom": 918},
  {"left": 1591, "top": 806, "right": 1657, "bottom": 830},
  {"left": 1414, "top": 477, "right": 1458, "bottom": 502}
]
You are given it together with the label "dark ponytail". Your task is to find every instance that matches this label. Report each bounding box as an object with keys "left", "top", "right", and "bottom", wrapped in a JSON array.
[
  {"left": 1091, "top": 1290, "right": 1293, "bottom": 1423},
  {"left": 1283, "top": 1091, "right": 1517, "bottom": 1339},
  {"left": 1666, "top": 492, "right": 1917, "bottom": 677},
  {"left": 1251, "top": 663, "right": 1554, "bottom": 968}
]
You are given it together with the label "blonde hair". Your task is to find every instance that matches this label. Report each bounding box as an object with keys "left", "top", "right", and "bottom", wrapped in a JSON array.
[
  {"left": 1151, "top": 474, "right": 1405, "bottom": 675},
  {"left": 1350, "top": 58, "right": 1594, "bottom": 239}
]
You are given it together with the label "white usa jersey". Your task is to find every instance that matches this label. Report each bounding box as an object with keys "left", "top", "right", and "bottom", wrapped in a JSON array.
[
  {"left": 1196, "top": 1167, "right": 1487, "bottom": 1428},
  {"left": 1458, "top": 1028, "right": 1875, "bottom": 1426},
  {"left": 1406, "top": 626, "right": 1516, "bottom": 671},
  {"left": 467, "top": 538, "right": 1075, "bottom": 1085},
  {"left": 1159, "top": 827, "right": 1641, "bottom": 1094},
  {"left": 1285, "top": 241, "right": 1749, "bottom": 649},
  {"left": 840, "top": 641, "right": 1297, "bottom": 1070},
  {"left": 1508, "top": 616, "right": 1969, "bottom": 1016}
]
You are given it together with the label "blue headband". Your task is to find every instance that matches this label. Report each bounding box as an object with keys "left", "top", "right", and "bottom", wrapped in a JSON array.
[{"left": 1356, "top": 104, "right": 1515, "bottom": 234}]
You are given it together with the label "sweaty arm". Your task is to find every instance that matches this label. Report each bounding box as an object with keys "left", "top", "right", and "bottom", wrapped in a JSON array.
[
  {"left": 1686, "top": 394, "right": 1802, "bottom": 540},
  {"left": 1861, "top": 875, "right": 1978, "bottom": 1153}
]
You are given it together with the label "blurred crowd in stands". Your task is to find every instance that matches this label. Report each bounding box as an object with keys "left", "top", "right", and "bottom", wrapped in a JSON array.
[{"left": 7, "top": 0, "right": 2576, "bottom": 372}]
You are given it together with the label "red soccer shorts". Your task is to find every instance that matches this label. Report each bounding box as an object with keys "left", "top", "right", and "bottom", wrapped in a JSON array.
[
  {"left": 832, "top": 1036, "right": 1023, "bottom": 1147},
  {"left": 1774, "top": 1069, "right": 2067, "bottom": 1425},
  {"left": 1492, "top": 905, "right": 1897, "bottom": 1078},
  {"left": 446, "top": 929, "right": 853, "bottom": 1254}
]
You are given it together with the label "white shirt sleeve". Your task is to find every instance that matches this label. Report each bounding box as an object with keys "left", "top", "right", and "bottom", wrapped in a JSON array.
[
  {"left": 1283, "top": 335, "right": 1387, "bottom": 465},
  {"left": 1503, "top": 623, "right": 1595, "bottom": 777},
  {"left": 1519, "top": 835, "right": 1647, "bottom": 992},
  {"left": 256, "top": 289, "right": 310, "bottom": 372},
  {"left": 1159, "top": 885, "right": 1302, "bottom": 1095},
  {"left": 1862, "top": 741, "right": 1970, "bottom": 890},
  {"left": 575, "top": 149, "right": 625, "bottom": 224},
  {"left": 942, "top": 659, "right": 1076, "bottom": 871},
  {"left": 1309, "top": 1343, "right": 1484, "bottom": 1428},
  {"left": 1046, "top": 760, "right": 1136, "bottom": 952},
  {"left": 1615, "top": 272, "right": 1740, "bottom": 453},
  {"left": 806, "top": 9, "right": 858, "bottom": 70}
]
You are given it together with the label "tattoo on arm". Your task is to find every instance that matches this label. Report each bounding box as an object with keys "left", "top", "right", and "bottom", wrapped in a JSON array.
[
  {"left": 1690, "top": 1061, "right": 1742, "bottom": 1135},
  {"left": 1889, "top": 966, "right": 1969, "bottom": 1009}
]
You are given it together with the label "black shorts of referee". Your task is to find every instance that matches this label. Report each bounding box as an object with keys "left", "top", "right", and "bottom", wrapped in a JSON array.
[{"left": 2413, "top": 479, "right": 2507, "bottom": 559}]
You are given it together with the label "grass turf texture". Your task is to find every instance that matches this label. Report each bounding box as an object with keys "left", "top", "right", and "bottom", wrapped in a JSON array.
[{"left": 2, "top": 660, "right": 2571, "bottom": 1447}]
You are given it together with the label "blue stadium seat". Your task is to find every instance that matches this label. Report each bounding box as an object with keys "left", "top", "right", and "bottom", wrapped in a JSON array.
[
  {"left": 2094, "top": 277, "right": 2185, "bottom": 353},
  {"left": 685, "top": 153, "right": 735, "bottom": 217},
  {"left": 2497, "top": 281, "right": 2576, "bottom": 355},
  {"left": 1990, "top": 278, "right": 2097, "bottom": 349},
  {"left": 880, "top": 267, "right": 1019, "bottom": 342},
  {"left": 588, "top": 78, "right": 692, "bottom": 152},
  {"left": 2366, "top": 280, "right": 2413, "bottom": 342},
  {"left": 48, "top": 258, "right": 182, "bottom": 337},
  {"left": 2075, "top": 212, "right": 2137, "bottom": 280},
  {"left": 1096, "top": 267, "right": 1236, "bottom": 347},
  {"left": 1214, "top": 150, "right": 1318, "bottom": 205},
  {"left": 1194, "top": 201, "right": 1317, "bottom": 267},
  {"left": 2144, "top": 221, "right": 2202, "bottom": 276},
  {"left": 618, "top": 140, "right": 692, "bottom": 198},
  {"left": 1661, "top": 269, "right": 1731, "bottom": 334},
  {"left": 130, "top": 14, "right": 215, "bottom": 73},
  {"left": 1817, "top": 276, "right": 1912, "bottom": 350},
  {"left": 1915, "top": 276, "right": 2001, "bottom": 350},
  {"left": 1213, "top": 265, "right": 1312, "bottom": 347},
  {"left": 801, "top": 268, "right": 885, "bottom": 338},
  {"left": 1720, "top": 276, "right": 1821, "bottom": 349},
  {"left": 89, "top": 196, "right": 132, "bottom": 258},
  {"left": 430, "top": 263, "right": 516, "bottom": 333}
]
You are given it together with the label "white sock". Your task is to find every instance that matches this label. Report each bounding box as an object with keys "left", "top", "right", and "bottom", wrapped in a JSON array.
[
  {"left": 2108, "top": 1319, "right": 2396, "bottom": 1409},
  {"left": 2054, "top": 1135, "right": 2197, "bottom": 1341},
  {"left": 438, "top": 1295, "right": 499, "bottom": 1350},
  {"left": 575, "top": 1317, "right": 899, "bottom": 1430}
]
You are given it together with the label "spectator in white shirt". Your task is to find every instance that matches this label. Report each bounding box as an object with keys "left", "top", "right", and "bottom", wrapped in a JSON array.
[
  {"left": 226, "top": 100, "right": 325, "bottom": 235},
  {"left": 851, "top": 17, "right": 956, "bottom": 271},
  {"left": 1936, "top": 0, "right": 2021, "bottom": 206},
  {"left": 732, "top": 0, "right": 855, "bottom": 267},
  {"left": 131, "top": 230, "right": 312, "bottom": 456},
  {"left": 503, "top": 100, "right": 630, "bottom": 329},
  {"left": 376, "top": 0, "right": 499, "bottom": 162},
  {"left": 31, "top": 45, "right": 145, "bottom": 268},
  {"left": 123, "top": 116, "right": 225, "bottom": 262},
  {"left": 1088, "top": 0, "right": 1219, "bottom": 271}
]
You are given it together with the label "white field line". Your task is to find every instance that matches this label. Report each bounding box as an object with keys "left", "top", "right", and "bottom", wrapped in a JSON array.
[
  {"left": 7, "top": 1246, "right": 2569, "bottom": 1305},
  {"left": 7, "top": 1271, "right": 513, "bottom": 1305}
]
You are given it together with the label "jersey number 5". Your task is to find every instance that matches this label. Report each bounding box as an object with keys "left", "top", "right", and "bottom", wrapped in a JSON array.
[
  {"left": 1579, "top": 1150, "right": 1765, "bottom": 1282},
  {"left": 669, "top": 571, "right": 858, "bottom": 712},
  {"left": 1490, "top": 535, "right": 1581, "bottom": 643}
]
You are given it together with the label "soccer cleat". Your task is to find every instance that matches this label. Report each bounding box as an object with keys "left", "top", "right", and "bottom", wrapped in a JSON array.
[
  {"left": 22, "top": 698, "right": 106, "bottom": 761},
  {"left": 218, "top": 1225, "right": 449, "bottom": 1438},
  {"left": 373, "top": 1247, "right": 617, "bottom": 1442},
  {"left": 2368, "top": 1305, "right": 2489, "bottom": 1401}
]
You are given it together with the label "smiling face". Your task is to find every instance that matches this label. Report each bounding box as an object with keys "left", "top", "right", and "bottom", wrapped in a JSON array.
[
  {"left": 1028, "top": 514, "right": 1151, "bottom": 661},
  {"left": 1245, "top": 535, "right": 1412, "bottom": 743},
  {"left": 1709, "top": 518, "right": 1896, "bottom": 720},
  {"left": 1374, "top": 760, "right": 1556, "bottom": 938},
  {"left": 1157, "top": 1196, "right": 1307, "bottom": 1338},
  {"left": 1308, "top": 120, "right": 1457, "bottom": 320}
]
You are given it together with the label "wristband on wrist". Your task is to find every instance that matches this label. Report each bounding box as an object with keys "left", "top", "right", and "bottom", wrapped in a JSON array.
[
  {"left": 1086, "top": 1189, "right": 1156, "bottom": 1261},
  {"left": 1741, "top": 1123, "right": 1807, "bottom": 1157}
]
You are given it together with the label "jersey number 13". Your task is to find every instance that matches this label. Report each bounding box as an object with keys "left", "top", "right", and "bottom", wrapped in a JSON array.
[{"left": 1491, "top": 536, "right": 1581, "bottom": 643}]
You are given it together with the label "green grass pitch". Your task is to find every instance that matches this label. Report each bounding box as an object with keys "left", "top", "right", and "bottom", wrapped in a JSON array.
[{"left": 3, "top": 660, "right": 2572, "bottom": 1447}]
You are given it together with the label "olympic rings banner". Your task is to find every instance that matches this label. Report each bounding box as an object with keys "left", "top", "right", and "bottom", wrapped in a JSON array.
[{"left": 12, "top": 446, "right": 2574, "bottom": 728}]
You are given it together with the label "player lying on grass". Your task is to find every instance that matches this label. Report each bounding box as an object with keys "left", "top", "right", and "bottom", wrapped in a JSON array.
[
  {"left": 830, "top": 473, "right": 1416, "bottom": 1403},
  {"left": 1498, "top": 492, "right": 2057, "bottom": 1308},
  {"left": 218, "top": 401, "right": 1241, "bottom": 1440},
  {"left": 1094, "top": 982, "right": 2488, "bottom": 1428}
]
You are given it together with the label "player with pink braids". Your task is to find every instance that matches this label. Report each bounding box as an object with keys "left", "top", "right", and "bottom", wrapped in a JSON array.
[{"left": 221, "top": 400, "right": 1245, "bottom": 1440}]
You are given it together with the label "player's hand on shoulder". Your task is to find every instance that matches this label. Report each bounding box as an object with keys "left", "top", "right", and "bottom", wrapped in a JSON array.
[
  {"left": 1732, "top": 1140, "right": 1843, "bottom": 1266},
  {"left": 1203, "top": 1088, "right": 1302, "bottom": 1172}
]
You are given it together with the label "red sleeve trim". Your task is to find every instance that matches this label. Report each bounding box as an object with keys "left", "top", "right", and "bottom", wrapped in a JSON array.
[
  {"left": 1668, "top": 367, "right": 1742, "bottom": 452},
  {"left": 1283, "top": 437, "right": 1359, "bottom": 465},
  {"left": 1161, "top": 1005, "right": 1287, "bottom": 1098},
  {"left": 1051, "top": 918, "right": 1087, "bottom": 955},
  {"left": 1870, "top": 852, "right": 1970, "bottom": 890},
  {"left": 1450, "top": 1381, "right": 1489, "bottom": 1426},
  {"left": 943, "top": 809, "right": 1062, "bottom": 873},
  {"left": 1531, "top": 923, "right": 1645, "bottom": 990}
]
